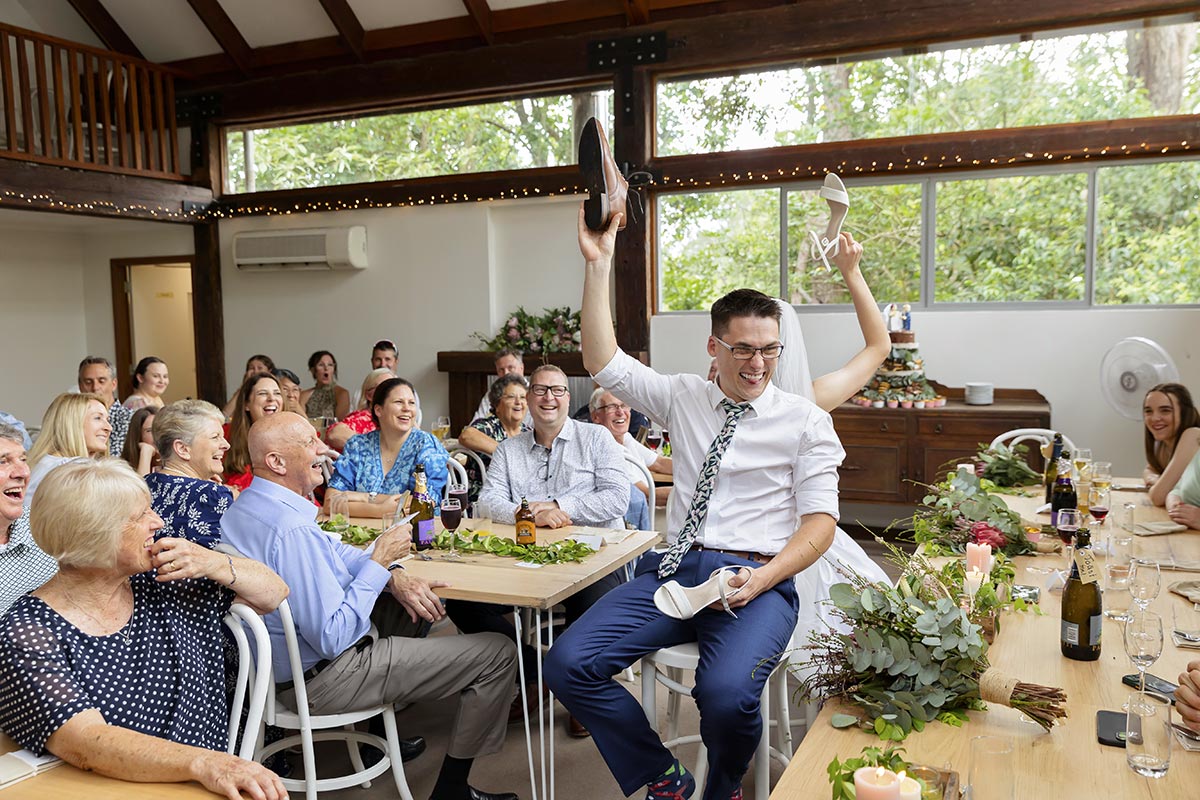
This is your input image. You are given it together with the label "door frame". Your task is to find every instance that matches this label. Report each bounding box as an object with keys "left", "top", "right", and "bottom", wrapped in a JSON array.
[{"left": 110, "top": 255, "right": 196, "bottom": 401}]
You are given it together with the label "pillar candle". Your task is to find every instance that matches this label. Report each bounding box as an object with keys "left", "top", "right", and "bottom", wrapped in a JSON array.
[
  {"left": 853, "top": 766, "right": 901, "bottom": 800},
  {"left": 897, "top": 772, "right": 922, "bottom": 800},
  {"left": 965, "top": 541, "right": 991, "bottom": 573}
]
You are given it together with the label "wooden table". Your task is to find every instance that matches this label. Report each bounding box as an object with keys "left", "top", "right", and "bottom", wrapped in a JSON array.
[
  {"left": 1, "top": 733, "right": 215, "bottom": 799},
  {"left": 770, "top": 482, "right": 1200, "bottom": 799}
]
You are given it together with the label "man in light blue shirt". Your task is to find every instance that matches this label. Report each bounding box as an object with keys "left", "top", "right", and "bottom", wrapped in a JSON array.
[{"left": 221, "top": 412, "right": 520, "bottom": 800}]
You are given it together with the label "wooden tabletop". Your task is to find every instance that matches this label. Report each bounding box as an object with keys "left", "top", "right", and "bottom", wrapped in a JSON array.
[
  {"left": 1, "top": 733, "right": 215, "bottom": 799},
  {"left": 348, "top": 518, "right": 659, "bottom": 610},
  {"left": 771, "top": 481, "right": 1200, "bottom": 799}
]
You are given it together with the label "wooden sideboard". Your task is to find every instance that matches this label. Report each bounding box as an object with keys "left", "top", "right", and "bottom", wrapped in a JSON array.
[{"left": 832, "top": 383, "right": 1050, "bottom": 504}]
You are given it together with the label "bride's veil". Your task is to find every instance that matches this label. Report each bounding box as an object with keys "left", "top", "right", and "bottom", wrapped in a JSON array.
[{"left": 771, "top": 298, "right": 816, "bottom": 402}]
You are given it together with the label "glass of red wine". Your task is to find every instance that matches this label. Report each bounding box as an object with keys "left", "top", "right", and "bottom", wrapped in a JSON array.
[
  {"left": 448, "top": 481, "right": 470, "bottom": 519},
  {"left": 440, "top": 497, "right": 463, "bottom": 561},
  {"left": 645, "top": 423, "right": 663, "bottom": 452},
  {"left": 1057, "top": 508, "right": 1081, "bottom": 574}
]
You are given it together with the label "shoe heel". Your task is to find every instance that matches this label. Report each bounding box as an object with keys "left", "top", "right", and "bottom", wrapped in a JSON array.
[{"left": 584, "top": 195, "right": 610, "bottom": 231}]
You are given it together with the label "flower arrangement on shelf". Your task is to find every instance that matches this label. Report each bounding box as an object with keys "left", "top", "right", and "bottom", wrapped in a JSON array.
[
  {"left": 798, "top": 544, "right": 1067, "bottom": 742},
  {"left": 909, "top": 470, "right": 1036, "bottom": 558},
  {"left": 472, "top": 306, "right": 582, "bottom": 354}
]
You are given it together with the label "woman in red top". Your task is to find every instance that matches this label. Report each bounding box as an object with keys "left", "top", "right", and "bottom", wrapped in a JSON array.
[
  {"left": 325, "top": 368, "right": 394, "bottom": 452},
  {"left": 222, "top": 373, "right": 283, "bottom": 492}
]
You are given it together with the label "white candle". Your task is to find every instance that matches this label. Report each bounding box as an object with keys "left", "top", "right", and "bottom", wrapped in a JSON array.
[
  {"left": 965, "top": 542, "right": 991, "bottom": 573},
  {"left": 897, "top": 772, "right": 922, "bottom": 800},
  {"left": 964, "top": 567, "right": 985, "bottom": 600},
  {"left": 853, "top": 766, "right": 901, "bottom": 800}
]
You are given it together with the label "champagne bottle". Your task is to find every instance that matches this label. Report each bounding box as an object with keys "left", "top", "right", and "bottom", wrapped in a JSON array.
[
  {"left": 515, "top": 496, "right": 536, "bottom": 545},
  {"left": 1061, "top": 528, "right": 1102, "bottom": 661},
  {"left": 1049, "top": 455, "right": 1076, "bottom": 528},
  {"left": 410, "top": 464, "right": 435, "bottom": 550},
  {"left": 1044, "top": 432, "right": 1063, "bottom": 504}
]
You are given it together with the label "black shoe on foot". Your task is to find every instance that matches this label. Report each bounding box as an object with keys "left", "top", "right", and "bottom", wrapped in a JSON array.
[
  {"left": 467, "top": 787, "right": 520, "bottom": 800},
  {"left": 361, "top": 735, "right": 426, "bottom": 768}
]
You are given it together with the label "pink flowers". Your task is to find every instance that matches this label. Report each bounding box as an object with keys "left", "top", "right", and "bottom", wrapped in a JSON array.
[{"left": 969, "top": 521, "right": 1007, "bottom": 549}]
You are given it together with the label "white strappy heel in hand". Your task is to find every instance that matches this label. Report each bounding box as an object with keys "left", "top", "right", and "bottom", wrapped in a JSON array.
[
  {"left": 653, "top": 566, "right": 749, "bottom": 620},
  {"left": 810, "top": 173, "right": 849, "bottom": 272}
]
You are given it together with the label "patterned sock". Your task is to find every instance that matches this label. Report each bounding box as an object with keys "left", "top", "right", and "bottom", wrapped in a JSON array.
[
  {"left": 645, "top": 761, "right": 695, "bottom": 800},
  {"left": 729, "top": 788, "right": 744, "bottom": 800}
]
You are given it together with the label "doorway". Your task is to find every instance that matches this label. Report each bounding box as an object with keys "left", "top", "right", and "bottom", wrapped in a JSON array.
[{"left": 111, "top": 256, "right": 198, "bottom": 403}]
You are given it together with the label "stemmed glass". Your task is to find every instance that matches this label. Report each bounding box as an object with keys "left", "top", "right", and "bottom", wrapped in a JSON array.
[
  {"left": 1092, "top": 461, "right": 1113, "bottom": 491},
  {"left": 1129, "top": 559, "right": 1161, "bottom": 612},
  {"left": 1090, "top": 486, "right": 1111, "bottom": 552},
  {"left": 440, "top": 497, "right": 463, "bottom": 561},
  {"left": 433, "top": 415, "right": 452, "bottom": 441},
  {"left": 1124, "top": 611, "right": 1164, "bottom": 693},
  {"left": 645, "top": 423, "right": 663, "bottom": 452},
  {"left": 1073, "top": 448, "right": 1093, "bottom": 481},
  {"left": 1056, "top": 508, "right": 1081, "bottom": 574}
]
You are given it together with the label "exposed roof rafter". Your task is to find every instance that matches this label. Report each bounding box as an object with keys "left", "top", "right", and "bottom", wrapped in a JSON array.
[
  {"left": 65, "top": 0, "right": 143, "bottom": 59},
  {"left": 623, "top": 0, "right": 651, "bottom": 25},
  {"left": 186, "top": 0, "right": 255, "bottom": 75},
  {"left": 317, "top": 0, "right": 366, "bottom": 61},
  {"left": 461, "top": 0, "right": 494, "bottom": 45}
]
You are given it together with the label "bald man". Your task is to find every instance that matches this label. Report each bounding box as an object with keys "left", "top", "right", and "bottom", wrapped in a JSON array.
[{"left": 221, "top": 413, "right": 520, "bottom": 800}]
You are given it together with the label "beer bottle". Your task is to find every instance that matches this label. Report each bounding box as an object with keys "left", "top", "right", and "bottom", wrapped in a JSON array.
[
  {"left": 410, "top": 464, "right": 435, "bottom": 550},
  {"left": 1061, "top": 528, "right": 1102, "bottom": 661},
  {"left": 1043, "top": 433, "right": 1063, "bottom": 504},
  {"left": 1049, "top": 454, "right": 1077, "bottom": 528},
  {"left": 515, "top": 496, "right": 536, "bottom": 545}
]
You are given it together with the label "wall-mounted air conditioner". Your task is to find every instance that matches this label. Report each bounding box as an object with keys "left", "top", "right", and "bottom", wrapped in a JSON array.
[{"left": 233, "top": 226, "right": 368, "bottom": 271}]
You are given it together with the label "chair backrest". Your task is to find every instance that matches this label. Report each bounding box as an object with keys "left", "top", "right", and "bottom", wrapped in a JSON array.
[
  {"left": 624, "top": 451, "right": 657, "bottom": 531},
  {"left": 263, "top": 598, "right": 315, "bottom": 733},
  {"left": 444, "top": 455, "right": 468, "bottom": 488},
  {"left": 223, "top": 603, "right": 272, "bottom": 760},
  {"left": 449, "top": 446, "right": 488, "bottom": 482},
  {"left": 989, "top": 428, "right": 1077, "bottom": 459}
]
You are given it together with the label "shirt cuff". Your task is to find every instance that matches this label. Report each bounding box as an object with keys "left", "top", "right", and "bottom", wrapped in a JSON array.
[
  {"left": 592, "top": 348, "right": 632, "bottom": 387},
  {"left": 794, "top": 491, "right": 841, "bottom": 523},
  {"left": 359, "top": 558, "right": 392, "bottom": 592}
]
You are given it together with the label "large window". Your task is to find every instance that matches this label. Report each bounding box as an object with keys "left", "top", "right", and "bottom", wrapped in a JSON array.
[
  {"left": 658, "top": 19, "right": 1200, "bottom": 156},
  {"left": 656, "top": 158, "right": 1200, "bottom": 311},
  {"left": 225, "top": 90, "right": 613, "bottom": 194}
]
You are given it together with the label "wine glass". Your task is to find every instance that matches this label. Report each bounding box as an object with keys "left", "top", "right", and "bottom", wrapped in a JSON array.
[
  {"left": 1073, "top": 448, "right": 1092, "bottom": 481},
  {"left": 1089, "top": 486, "right": 1110, "bottom": 551},
  {"left": 1056, "top": 508, "right": 1081, "bottom": 573},
  {"left": 1129, "top": 559, "right": 1161, "bottom": 612},
  {"left": 447, "top": 480, "right": 469, "bottom": 519},
  {"left": 440, "top": 497, "right": 463, "bottom": 561},
  {"left": 644, "top": 423, "right": 663, "bottom": 452},
  {"left": 1092, "top": 461, "right": 1113, "bottom": 491},
  {"left": 433, "top": 415, "right": 451, "bottom": 441},
  {"left": 1123, "top": 611, "right": 1164, "bottom": 693}
]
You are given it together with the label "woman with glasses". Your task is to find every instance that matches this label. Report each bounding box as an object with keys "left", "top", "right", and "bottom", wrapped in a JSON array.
[
  {"left": 458, "top": 374, "right": 530, "bottom": 500},
  {"left": 326, "top": 377, "right": 449, "bottom": 518}
]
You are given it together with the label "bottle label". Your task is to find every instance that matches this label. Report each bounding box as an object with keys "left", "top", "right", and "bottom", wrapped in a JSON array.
[
  {"left": 1074, "top": 549, "right": 1099, "bottom": 584},
  {"left": 415, "top": 518, "right": 435, "bottom": 545},
  {"left": 1061, "top": 615, "right": 1102, "bottom": 646}
]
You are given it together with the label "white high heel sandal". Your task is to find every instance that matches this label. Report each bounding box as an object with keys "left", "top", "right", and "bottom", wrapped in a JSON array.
[{"left": 809, "top": 173, "right": 849, "bottom": 271}]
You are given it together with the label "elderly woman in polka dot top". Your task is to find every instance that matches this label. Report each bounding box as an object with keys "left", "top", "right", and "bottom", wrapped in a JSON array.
[{"left": 0, "top": 458, "right": 289, "bottom": 800}]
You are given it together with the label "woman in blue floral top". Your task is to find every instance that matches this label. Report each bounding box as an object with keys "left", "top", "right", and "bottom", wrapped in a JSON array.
[
  {"left": 144, "top": 400, "right": 232, "bottom": 550},
  {"left": 327, "top": 377, "right": 448, "bottom": 518}
]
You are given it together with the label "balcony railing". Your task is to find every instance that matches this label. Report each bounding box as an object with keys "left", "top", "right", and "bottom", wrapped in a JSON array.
[{"left": 0, "top": 21, "right": 183, "bottom": 179}]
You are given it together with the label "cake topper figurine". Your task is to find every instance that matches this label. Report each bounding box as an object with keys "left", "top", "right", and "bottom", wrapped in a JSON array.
[{"left": 902, "top": 303, "right": 912, "bottom": 331}]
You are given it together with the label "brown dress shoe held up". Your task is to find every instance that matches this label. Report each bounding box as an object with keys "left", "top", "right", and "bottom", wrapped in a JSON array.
[{"left": 579, "top": 117, "right": 628, "bottom": 232}]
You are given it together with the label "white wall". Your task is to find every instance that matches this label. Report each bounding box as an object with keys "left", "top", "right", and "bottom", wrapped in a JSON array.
[
  {"left": 218, "top": 195, "right": 584, "bottom": 416},
  {"left": 650, "top": 307, "right": 1200, "bottom": 477}
]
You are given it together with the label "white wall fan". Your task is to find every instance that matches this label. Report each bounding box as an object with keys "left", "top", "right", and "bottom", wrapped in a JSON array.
[{"left": 1099, "top": 337, "right": 1180, "bottom": 420}]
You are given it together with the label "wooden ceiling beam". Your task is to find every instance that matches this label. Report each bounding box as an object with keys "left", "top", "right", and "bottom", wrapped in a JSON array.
[
  {"left": 186, "top": 0, "right": 255, "bottom": 75},
  {"left": 461, "top": 0, "right": 494, "bottom": 45},
  {"left": 65, "top": 0, "right": 143, "bottom": 59},
  {"left": 623, "top": 0, "right": 652, "bottom": 25},
  {"left": 317, "top": 0, "right": 366, "bottom": 61}
]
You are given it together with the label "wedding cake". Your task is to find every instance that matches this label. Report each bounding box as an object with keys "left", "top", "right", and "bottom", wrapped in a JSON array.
[{"left": 851, "top": 304, "right": 945, "bottom": 409}]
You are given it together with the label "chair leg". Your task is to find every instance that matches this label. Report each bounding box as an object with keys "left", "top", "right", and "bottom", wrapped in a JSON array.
[
  {"left": 774, "top": 670, "right": 793, "bottom": 757},
  {"left": 694, "top": 743, "right": 709, "bottom": 797},
  {"left": 344, "top": 723, "right": 371, "bottom": 789},
  {"left": 381, "top": 708, "right": 415, "bottom": 800},
  {"left": 754, "top": 678, "right": 771, "bottom": 800},
  {"left": 300, "top": 724, "right": 318, "bottom": 800},
  {"left": 665, "top": 666, "right": 682, "bottom": 742},
  {"left": 641, "top": 660, "right": 658, "bottom": 730}
]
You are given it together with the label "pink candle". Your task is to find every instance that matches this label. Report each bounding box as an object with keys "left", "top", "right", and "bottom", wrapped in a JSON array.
[
  {"left": 853, "top": 766, "right": 901, "bottom": 800},
  {"left": 965, "top": 542, "right": 991, "bottom": 573}
]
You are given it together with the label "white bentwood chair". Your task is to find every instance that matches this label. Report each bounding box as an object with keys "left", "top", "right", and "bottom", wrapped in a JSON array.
[
  {"left": 223, "top": 603, "right": 272, "bottom": 760},
  {"left": 989, "top": 428, "right": 1077, "bottom": 458}
]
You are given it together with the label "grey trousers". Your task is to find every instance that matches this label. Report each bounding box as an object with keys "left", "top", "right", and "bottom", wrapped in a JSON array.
[{"left": 299, "top": 598, "right": 518, "bottom": 760}]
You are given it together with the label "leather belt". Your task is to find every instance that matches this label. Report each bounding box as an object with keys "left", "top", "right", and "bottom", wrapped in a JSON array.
[
  {"left": 277, "top": 635, "right": 371, "bottom": 692},
  {"left": 692, "top": 544, "right": 773, "bottom": 565}
]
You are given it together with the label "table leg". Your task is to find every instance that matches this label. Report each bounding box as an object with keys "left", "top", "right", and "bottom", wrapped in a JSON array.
[{"left": 512, "top": 610, "right": 539, "bottom": 800}]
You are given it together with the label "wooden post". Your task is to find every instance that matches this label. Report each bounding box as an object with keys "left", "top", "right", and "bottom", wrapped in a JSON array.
[
  {"left": 191, "top": 221, "right": 226, "bottom": 404},
  {"left": 611, "top": 67, "right": 653, "bottom": 354}
]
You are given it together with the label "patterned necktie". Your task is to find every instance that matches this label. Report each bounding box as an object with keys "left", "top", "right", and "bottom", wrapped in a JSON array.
[{"left": 657, "top": 398, "right": 752, "bottom": 577}]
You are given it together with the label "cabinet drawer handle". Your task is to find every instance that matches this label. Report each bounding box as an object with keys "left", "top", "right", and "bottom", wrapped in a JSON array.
[
  {"left": 934, "top": 423, "right": 943, "bottom": 434},
  {"left": 879, "top": 422, "right": 889, "bottom": 432},
  {"left": 841, "top": 465, "right": 864, "bottom": 472}
]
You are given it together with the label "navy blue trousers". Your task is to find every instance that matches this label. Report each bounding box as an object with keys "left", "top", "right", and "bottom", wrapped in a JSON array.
[{"left": 545, "top": 550, "right": 798, "bottom": 800}]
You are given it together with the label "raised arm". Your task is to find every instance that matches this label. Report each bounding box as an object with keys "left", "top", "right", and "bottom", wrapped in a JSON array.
[
  {"left": 47, "top": 709, "right": 286, "bottom": 800},
  {"left": 811, "top": 232, "right": 889, "bottom": 412},
  {"left": 580, "top": 205, "right": 623, "bottom": 376}
]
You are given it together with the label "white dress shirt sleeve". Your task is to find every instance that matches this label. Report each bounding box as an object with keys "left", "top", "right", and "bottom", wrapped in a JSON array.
[
  {"left": 592, "top": 348, "right": 674, "bottom": 429},
  {"left": 791, "top": 409, "right": 844, "bottom": 522}
]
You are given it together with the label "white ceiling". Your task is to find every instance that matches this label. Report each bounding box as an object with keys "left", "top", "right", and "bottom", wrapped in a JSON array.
[{"left": 0, "top": 0, "right": 567, "bottom": 65}]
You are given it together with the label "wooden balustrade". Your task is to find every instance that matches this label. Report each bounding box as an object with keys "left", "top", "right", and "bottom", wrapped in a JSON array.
[{"left": 0, "top": 21, "right": 183, "bottom": 179}]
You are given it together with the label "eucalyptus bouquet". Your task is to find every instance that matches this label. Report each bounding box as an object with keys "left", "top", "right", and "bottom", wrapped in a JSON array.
[
  {"left": 973, "top": 442, "right": 1041, "bottom": 488},
  {"left": 910, "top": 471, "right": 1034, "bottom": 558},
  {"left": 472, "top": 306, "right": 582, "bottom": 354},
  {"left": 799, "top": 548, "right": 1066, "bottom": 741}
]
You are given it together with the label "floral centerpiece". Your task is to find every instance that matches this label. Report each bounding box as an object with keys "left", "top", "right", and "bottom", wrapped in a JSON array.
[
  {"left": 472, "top": 306, "right": 582, "bottom": 354},
  {"left": 972, "top": 442, "right": 1041, "bottom": 488},
  {"left": 798, "top": 546, "right": 1067, "bottom": 741},
  {"left": 909, "top": 470, "right": 1035, "bottom": 558}
]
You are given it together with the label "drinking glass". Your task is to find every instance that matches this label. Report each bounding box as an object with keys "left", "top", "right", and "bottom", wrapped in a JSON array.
[
  {"left": 1126, "top": 690, "right": 1172, "bottom": 778},
  {"left": 440, "top": 497, "right": 463, "bottom": 561},
  {"left": 1124, "top": 611, "right": 1164, "bottom": 693},
  {"left": 1120, "top": 501, "right": 1139, "bottom": 533},
  {"left": 1056, "top": 508, "right": 1081, "bottom": 573},
  {"left": 644, "top": 423, "right": 663, "bottom": 452},
  {"left": 1129, "top": 559, "right": 1161, "bottom": 612},
  {"left": 1089, "top": 486, "right": 1110, "bottom": 527},
  {"left": 1103, "top": 562, "right": 1132, "bottom": 622},
  {"left": 447, "top": 481, "right": 469, "bottom": 518},
  {"left": 1092, "top": 461, "right": 1113, "bottom": 491},
  {"left": 966, "top": 736, "right": 1014, "bottom": 800},
  {"left": 433, "top": 415, "right": 451, "bottom": 441},
  {"left": 1073, "top": 448, "right": 1093, "bottom": 481}
]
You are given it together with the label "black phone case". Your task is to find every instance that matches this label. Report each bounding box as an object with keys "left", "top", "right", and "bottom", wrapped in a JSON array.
[
  {"left": 1096, "top": 710, "right": 1126, "bottom": 748},
  {"left": 1122, "top": 672, "right": 1178, "bottom": 699}
]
